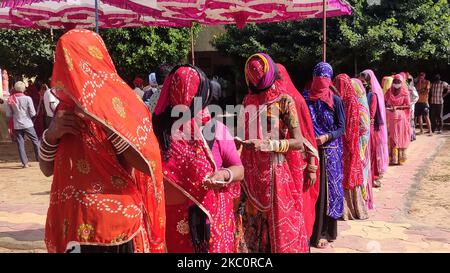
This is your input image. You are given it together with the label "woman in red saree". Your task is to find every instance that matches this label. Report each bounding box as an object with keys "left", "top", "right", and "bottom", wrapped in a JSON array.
[
  {"left": 39, "top": 29, "right": 165, "bottom": 253},
  {"left": 276, "top": 64, "right": 320, "bottom": 239},
  {"left": 152, "top": 65, "right": 244, "bottom": 253},
  {"left": 385, "top": 74, "right": 411, "bottom": 165},
  {"left": 333, "top": 74, "right": 367, "bottom": 220},
  {"left": 237, "top": 54, "right": 313, "bottom": 253}
]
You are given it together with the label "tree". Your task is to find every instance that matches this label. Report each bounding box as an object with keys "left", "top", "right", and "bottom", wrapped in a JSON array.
[
  {"left": 0, "top": 26, "right": 199, "bottom": 83},
  {"left": 338, "top": 0, "right": 450, "bottom": 74},
  {"left": 100, "top": 26, "right": 200, "bottom": 82},
  {"left": 213, "top": 0, "right": 450, "bottom": 87},
  {"left": 0, "top": 29, "right": 59, "bottom": 82}
]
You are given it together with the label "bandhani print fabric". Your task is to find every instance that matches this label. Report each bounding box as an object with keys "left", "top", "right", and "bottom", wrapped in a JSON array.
[
  {"left": 351, "top": 78, "right": 372, "bottom": 203},
  {"left": 333, "top": 74, "right": 363, "bottom": 190},
  {"left": 47, "top": 29, "right": 165, "bottom": 253},
  {"left": 240, "top": 53, "right": 309, "bottom": 253}
]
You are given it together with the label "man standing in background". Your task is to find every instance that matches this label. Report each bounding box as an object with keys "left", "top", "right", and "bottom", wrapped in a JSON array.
[
  {"left": 406, "top": 74, "right": 419, "bottom": 141},
  {"left": 43, "top": 84, "right": 59, "bottom": 129},
  {"left": 133, "top": 76, "right": 145, "bottom": 99},
  {"left": 142, "top": 64, "right": 172, "bottom": 113},
  {"left": 429, "top": 74, "right": 449, "bottom": 134},
  {"left": 5, "top": 81, "right": 40, "bottom": 168},
  {"left": 415, "top": 72, "right": 432, "bottom": 136}
]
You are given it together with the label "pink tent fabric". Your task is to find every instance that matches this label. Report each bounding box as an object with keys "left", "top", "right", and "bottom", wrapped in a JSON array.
[{"left": 0, "top": 0, "right": 351, "bottom": 29}]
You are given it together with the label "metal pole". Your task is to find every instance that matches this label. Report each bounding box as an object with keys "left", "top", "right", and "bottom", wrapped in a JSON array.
[
  {"left": 190, "top": 27, "right": 195, "bottom": 65},
  {"left": 322, "top": 0, "right": 327, "bottom": 62},
  {"left": 95, "top": 0, "right": 99, "bottom": 33},
  {"left": 50, "top": 29, "right": 55, "bottom": 62}
]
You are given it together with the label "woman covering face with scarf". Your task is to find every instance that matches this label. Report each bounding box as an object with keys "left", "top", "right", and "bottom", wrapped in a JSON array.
[
  {"left": 359, "top": 70, "right": 388, "bottom": 189},
  {"left": 152, "top": 65, "right": 244, "bottom": 253},
  {"left": 385, "top": 74, "right": 411, "bottom": 165},
  {"left": 237, "top": 53, "right": 310, "bottom": 253},
  {"left": 333, "top": 74, "right": 368, "bottom": 221},
  {"left": 304, "top": 62, "right": 346, "bottom": 249},
  {"left": 351, "top": 78, "right": 373, "bottom": 216},
  {"left": 40, "top": 29, "right": 165, "bottom": 253}
]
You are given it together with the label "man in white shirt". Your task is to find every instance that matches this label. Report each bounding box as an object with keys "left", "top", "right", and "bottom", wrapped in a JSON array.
[
  {"left": 142, "top": 65, "right": 173, "bottom": 113},
  {"left": 43, "top": 86, "right": 59, "bottom": 128}
]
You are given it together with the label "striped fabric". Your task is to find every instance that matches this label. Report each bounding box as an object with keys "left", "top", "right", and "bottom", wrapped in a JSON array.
[{"left": 430, "top": 81, "right": 449, "bottom": 105}]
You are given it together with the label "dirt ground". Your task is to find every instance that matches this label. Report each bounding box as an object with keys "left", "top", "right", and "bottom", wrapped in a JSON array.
[
  {"left": 0, "top": 132, "right": 449, "bottom": 253},
  {"left": 407, "top": 136, "right": 450, "bottom": 230}
]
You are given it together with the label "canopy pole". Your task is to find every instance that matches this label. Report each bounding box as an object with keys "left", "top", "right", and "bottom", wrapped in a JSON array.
[
  {"left": 190, "top": 27, "right": 195, "bottom": 65},
  {"left": 95, "top": 0, "right": 99, "bottom": 33},
  {"left": 322, "top": 0, "right": 327, "bottom": 62},
  {"left": 50, "top": 29, "right": 55, "bottom": 62}
]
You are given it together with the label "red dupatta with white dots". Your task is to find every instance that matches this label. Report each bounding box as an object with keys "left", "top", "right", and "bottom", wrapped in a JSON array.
[{"left": 47, "top": 29, "right": 165, "bottom": 253}]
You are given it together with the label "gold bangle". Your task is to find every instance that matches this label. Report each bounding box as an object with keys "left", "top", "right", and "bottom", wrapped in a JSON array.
[
  {"left": 307, "top": 164, "right": 318, "bottom": 172},
  {"left": 279, "top": 140, "right": 285, "bottom": 153},
  {"left": 279, "top": 139, "right": 289, "bottom": 153}
]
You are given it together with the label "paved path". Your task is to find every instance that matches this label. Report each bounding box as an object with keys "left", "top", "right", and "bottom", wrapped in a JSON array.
[
  {"left": 0, "top": 133, "right": 449, "bottom": 253},
  {"left": 312, "top": 132, "right": 450, "bottom": 253},
  {"left": 0, "top": 141, "right": 50, "bottom": 253}
]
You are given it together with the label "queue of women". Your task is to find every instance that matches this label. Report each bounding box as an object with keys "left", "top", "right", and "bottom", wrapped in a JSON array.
[{"left": 36, "top": 29, "right": 414, "bottom": 253}]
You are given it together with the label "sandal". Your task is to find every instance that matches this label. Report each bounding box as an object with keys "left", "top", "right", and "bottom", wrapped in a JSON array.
[{"left": 315, "top": 239, "right": 329, "bottom": 249}]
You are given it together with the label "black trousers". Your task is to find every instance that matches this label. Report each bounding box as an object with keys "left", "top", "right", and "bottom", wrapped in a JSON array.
[
  {"left": 430, "top": 104, "right": 443, "bottom": 132},
  {"left": 310, "top": 149, "right": 338, "bottom": 246}
]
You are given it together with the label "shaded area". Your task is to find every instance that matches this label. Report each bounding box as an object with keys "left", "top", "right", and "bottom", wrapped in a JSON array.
[{"left": 0, "top": 228, "right": 44, "bottom": 242}]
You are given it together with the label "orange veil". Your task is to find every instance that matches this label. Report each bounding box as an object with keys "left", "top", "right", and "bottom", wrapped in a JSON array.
[{"left": 48, "top": 29, "right": 165, "bottom": 252}]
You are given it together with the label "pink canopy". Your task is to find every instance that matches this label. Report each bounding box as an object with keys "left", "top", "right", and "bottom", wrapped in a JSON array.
[{"left": 0, "top": 0, "right": 352, "bottom": 29}]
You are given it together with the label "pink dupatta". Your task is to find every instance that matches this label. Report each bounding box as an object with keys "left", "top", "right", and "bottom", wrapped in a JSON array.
[{"left": 362, "top": 69, "right": 389, "bottom": 175}]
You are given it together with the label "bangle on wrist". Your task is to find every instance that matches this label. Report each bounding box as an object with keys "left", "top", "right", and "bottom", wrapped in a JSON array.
[
  {"left": 42, "top": 129, "right": 59, "bottom": 148},
  {"left": 221, "top": 168, "right": 233, "bottom": 183},
  {"left": 307, "top": 164, "right": 318, "bottom": 172},
  {"left": 39, "top": 144, "right": 58, "bottom": 162},
  {"left": 108, "top": 132, "right": 130, "bottom": 155}
]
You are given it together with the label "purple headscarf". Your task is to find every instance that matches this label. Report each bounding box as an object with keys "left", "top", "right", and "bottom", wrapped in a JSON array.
[{"left": 313, "top": 62, "right": 333, "bottom": 79}]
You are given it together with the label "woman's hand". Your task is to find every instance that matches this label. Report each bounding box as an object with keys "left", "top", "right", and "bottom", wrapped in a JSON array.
[
  {"left": 307, "top": 172, "right": 317, "bottom": 188},
  {"left": 316, "top": 134, "right": 329, "bottom": 146},
  {"left": 46, "top": 110, "right": 85, "bottom": 144},
  {"left": 203, "top": 170, "right": 229, "bottom": 190},
  {"left": 241, "top": 139, "right": 267, "bottom": 151},
  {"left": 234, "top": 137, "right": 243, "bottom": 150}
]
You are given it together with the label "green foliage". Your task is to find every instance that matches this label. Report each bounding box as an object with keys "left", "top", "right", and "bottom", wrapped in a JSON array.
[
  {"left": 213, "top": 0, "right": 450, "bottom": 78},
  {"left": 100, "top": 26, "right": 200, "bottom": 81},
  {"left": 0, "top": 26, "right": 200, "bottom": 83},
  {"left": 0, "top": 29, "right": 60, "bottom": 81}
]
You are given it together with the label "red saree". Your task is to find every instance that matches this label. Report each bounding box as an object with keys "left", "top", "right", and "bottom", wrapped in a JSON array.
[
  {"left": 240, "top": 54, "right": 309, "bottom": 252},
  {"left": 333, "top": 74, "right": 363, "bottom": 189},
  {"left": 47, "top": 29, "right": 165, "bottom": 253},
  {"left": 276, "top": 64, "right": 320, "bottom": 239},
  {"left": 155, "top": 66, "right": 238, "bottom": 253}
]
